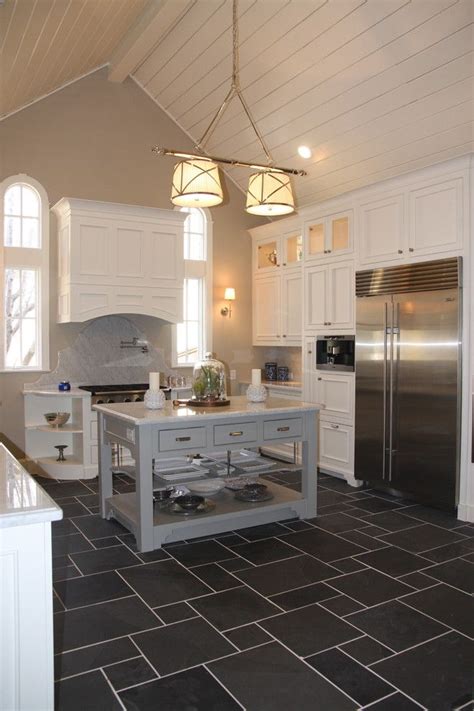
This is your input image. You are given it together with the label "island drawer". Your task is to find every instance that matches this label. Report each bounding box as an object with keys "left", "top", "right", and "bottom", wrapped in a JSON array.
[
  {"left": 213, "top": 421, "right": 257, "bottom": 446},
  {"left": 264, "top": 417, "right": 303, "bottom": 441},
  {"left": 159, "top": 427, "right": 207, "bottom": 452}
]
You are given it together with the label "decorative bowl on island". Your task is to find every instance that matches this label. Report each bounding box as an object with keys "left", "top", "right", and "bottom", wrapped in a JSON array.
[{"left": 43, "top": 412, "right": 70, "bottom": 427}]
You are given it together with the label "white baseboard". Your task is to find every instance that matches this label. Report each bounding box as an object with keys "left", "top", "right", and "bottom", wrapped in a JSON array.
[{"left": 457, "top": 501, "right": 474, "bottom": 523}]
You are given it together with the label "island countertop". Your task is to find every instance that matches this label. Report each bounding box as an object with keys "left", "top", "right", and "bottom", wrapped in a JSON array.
[
  {"left": 0, "top": 443, "right": 62, "bottom": 529},
  {"left": 94, "top": 395, "right": 320, "bottom": 426}
]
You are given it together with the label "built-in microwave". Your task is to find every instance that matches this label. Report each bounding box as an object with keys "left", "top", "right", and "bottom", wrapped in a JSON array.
[{"left": 316, "top": 335, "right": 355, "bottom": 372}]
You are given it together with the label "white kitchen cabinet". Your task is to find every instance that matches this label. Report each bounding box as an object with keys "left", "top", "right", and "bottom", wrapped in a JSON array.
[
  {"left": 305, "top": 261, "right": 353, "bottom": 332},
  {"left": 23, "top": 389, "right": 96, "bottom": 479},
  {"left": 52, "top": 198, "right": 186, "bottom": 323},
  {"left": 409, "top": 177, "right": 463, "bottom": 256},
  {"left": 359, "top": 176, "right": 464, "bottom": 266},
  {"left": 319, "top": 421, "right": 354, "bottom": 476},
  {"left": 304, "top": 210, "right": 353, "bottom": 261},
  {"left": 314, "top": 372, "right": 354, "bottom": 423},
  {"left": 253, "top": 270, "right": 302, "bottom": 346},
  {"left": 359, "top": 193, "right": 405, "bottom": 265},
  {"left": 252, "top": 218, "right": 303, "bottom": 273}
]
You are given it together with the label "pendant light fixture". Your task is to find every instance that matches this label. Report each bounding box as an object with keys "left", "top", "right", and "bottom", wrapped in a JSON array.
[{"left": 152, "top": 0, "right": 306, "bottom": 214}]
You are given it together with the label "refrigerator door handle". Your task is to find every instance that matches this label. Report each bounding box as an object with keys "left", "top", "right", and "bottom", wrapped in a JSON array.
[
  {"left": 388, "top": 301, "right": 396, "bottom": 482},
  {"left": 383, "top": 301, "right": 389, "bottom": 480},
  {"left": 389, "top": 301, "right": 401, "bottom": 482}
]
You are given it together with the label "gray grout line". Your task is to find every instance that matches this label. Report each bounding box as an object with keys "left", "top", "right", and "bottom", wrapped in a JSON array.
[
  {"left": 56, "top": 653, "right": 143, "bottom": 684},
  {"left": 369, "top": 629, "right": 453, "bottom": 668},
  {"left": 127, "top": 634, "right": 162, "bottom": 681},
  {"left": 203, "top": 664, "right": 246, "bottom": 710},
  {"left": 100, "top": 667, "right": 127, "bottom": 710}
]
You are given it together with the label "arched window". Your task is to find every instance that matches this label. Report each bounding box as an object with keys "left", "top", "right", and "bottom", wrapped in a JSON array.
[
  {"left": 173, "top": 207, "right": 212, "bottom": 366},
  {"left": 1, "top": 175, "right": 50, "bottom": 371}
]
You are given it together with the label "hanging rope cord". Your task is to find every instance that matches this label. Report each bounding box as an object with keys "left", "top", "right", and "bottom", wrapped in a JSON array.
[{"left": 196, "top": 0, "right": 274, "bottom": 167}]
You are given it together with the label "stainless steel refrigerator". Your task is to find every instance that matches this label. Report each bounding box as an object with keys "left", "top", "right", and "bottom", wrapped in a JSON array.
[{"left": 354, "top": 257, "right": 461, "bottom": 510}]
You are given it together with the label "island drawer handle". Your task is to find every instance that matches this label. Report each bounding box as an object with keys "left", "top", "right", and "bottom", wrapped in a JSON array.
[
  {"left": 277, "top": 426, "right": 290, "bottom": 432},
  {"left": 229, "top": 431, "right": 243, "bottom": 437},
  {"left": 175, "top": 436, "right": 191, "bottom": 442}
]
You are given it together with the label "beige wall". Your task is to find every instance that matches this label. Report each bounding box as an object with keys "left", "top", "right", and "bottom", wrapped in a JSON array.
[{"left": 0, "top": 68, "right": 266, "bottom": 447}]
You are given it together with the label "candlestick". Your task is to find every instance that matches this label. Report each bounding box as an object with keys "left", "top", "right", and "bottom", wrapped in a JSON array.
[
  {"left": 251, "top": 369, "right": 261, "bottom": 386},
  {"left": 149, "top": 372, "right": 160, "bottom": 390}
]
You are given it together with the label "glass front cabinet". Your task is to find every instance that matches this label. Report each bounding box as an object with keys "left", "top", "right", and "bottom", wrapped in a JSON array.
[
  {"left": 304, "top": 210, "right": 353, "bottom": 261},
  {"left": 253, "top": 228, "right": 303, "bottom": 273}
]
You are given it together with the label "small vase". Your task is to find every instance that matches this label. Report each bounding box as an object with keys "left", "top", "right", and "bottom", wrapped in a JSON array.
[
  {"left": 144, "top": 388, "right": 166, "bottom": 410},
  {"left": 246, "top": 383, "right": 267, "bottom": 403}
]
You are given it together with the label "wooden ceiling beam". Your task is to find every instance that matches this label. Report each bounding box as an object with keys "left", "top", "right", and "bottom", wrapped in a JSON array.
[{"left": 108, "top": 0, "right": 192, "bottom": 83}]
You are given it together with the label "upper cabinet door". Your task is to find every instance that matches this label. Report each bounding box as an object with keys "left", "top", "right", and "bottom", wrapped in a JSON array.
[
  {"left": 253, "top": 275, "right": 281, "bottom": 344},
  {"left": 409, "top": 178, "right": 463, "bottom": 257},
  {"left": 282, "top": 230, "right": 303, "bottom": 268},
  {"left": 304, "top": 210, "right": 353, "bottom": 261},
  {"left": 359, "top": 194, "right": 405, "bottom": 265},
  {"left": 281, "top": 270, "right": 302, "bottom": 344},
  {"left": 328, "top": 262, "right": 354, "bottom": 330},
  {"left": 254, "top": 236, "right": 281, "bottom": 273},
  {"left": 304, "top": 264, "right": 328, "bottom": 330}
]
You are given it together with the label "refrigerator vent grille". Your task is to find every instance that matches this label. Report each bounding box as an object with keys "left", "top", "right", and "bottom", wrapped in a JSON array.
[{"left": 356, "top": 257, "right": 460, "bottom": 296}]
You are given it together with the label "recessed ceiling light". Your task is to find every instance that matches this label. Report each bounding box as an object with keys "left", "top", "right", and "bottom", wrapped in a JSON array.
[{"left": 298, "top": 145, "right": 312, "bottom": 159}]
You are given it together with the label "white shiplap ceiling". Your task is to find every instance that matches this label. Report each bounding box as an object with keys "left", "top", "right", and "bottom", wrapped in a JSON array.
[{"left": 1, "top": 0, "right": 473, "bottom": 206}]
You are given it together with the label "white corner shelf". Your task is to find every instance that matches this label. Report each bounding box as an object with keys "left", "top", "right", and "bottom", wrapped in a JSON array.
[
  {"left": 35, "top": 456, "right": 84, "bottom": 479},
  {"left": 25, "top": 424, "right": 84, "bottom": 433}
]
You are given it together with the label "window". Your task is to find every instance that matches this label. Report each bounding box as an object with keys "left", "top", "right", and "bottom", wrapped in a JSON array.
[
  {"left": 173, "top": 207, "right": 212, "bottom": 366},
  {"left": 1, "top": 175, "right": 49, "bottom": 371}
]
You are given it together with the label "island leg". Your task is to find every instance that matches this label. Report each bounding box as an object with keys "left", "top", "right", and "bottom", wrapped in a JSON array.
[
  {"left": 301, "top": 411, "right": 317, "bottom": 519},
  {"left": 134, "top": 427, "right": 155, "bottom": 552},
  {"left": 98, "top": 413, "right": 113, "bottom": 518}
]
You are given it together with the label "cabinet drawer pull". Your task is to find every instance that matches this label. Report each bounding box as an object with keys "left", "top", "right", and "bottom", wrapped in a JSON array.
[
  {"left": 229, "top": 431, "right": 243, "bottom": 437},
  {"left": 330, "top": 424, "right": 339, "bottom": 429},
  {"left": 277, "top": 426, "right": 290, "bottom": 432},
  {"left": 175, "top": 436, "right": 191, "bottom": 442}
]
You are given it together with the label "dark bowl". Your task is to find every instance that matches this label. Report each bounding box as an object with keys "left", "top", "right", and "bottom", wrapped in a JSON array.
[
  {"left": 244, "top": 483, "right": 267, "bottom": 494},
  {"left": 174, "top": 494, "right": 205, "bottom": 511},
  {"left": 154, "top": 488, "right": 174, "bottom": 503}
]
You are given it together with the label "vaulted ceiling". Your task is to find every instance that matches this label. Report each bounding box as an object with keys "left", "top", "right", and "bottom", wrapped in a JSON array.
[{"left": 1, "top": 0, "right": 473, "bottom": 206}]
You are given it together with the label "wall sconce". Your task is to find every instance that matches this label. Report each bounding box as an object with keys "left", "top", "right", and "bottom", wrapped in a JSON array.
[{"left": 221, "top": 287, "right": 235, "bottom": 317}]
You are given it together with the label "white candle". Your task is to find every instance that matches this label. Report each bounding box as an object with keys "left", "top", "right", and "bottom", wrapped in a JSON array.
[
  {"left": 149, "top": 372, "right": 160, "bottom": 390},
  {"left": 251, "top": 369, "right": 261, "bottom": 386}
]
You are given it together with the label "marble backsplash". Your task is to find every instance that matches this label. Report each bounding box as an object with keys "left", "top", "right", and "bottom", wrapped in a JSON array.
[
  {"left": 252, "top": 346, "right": 302, "bottom": 381},
  {"left": 26, "top": 316, "right": 177, "bottom": 389}
]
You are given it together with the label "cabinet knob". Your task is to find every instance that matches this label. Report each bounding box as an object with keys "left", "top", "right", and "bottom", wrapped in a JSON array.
[
  {"left": 398, "top": 249, "right": 403, "bottom": 254},
  {"left": 282, "top": 334, "right": 286, "bottom": 338},
  {"left": 307, "top": 349, "right": 312, "bottom": 354},
  {"left": 330, "top": 424, "right": 339, "bottom": 429},
  {"left": 409, "top": 247, "right": 414, "bottom": 252},
  {"left": 327, "top": 249, "right": 332, "bottom": 253},
  {"left": 283, "top": 262, "right": 286, "bottom": 266},
  {"left": 327, "top": 322, "right": 332, "bottom": 325},
  {"left": 317, "top": 377, "right": 322, "bottom": 381}
]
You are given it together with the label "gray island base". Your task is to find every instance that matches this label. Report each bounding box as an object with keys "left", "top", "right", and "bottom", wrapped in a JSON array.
[{"left": 95, "top": 397, "right": 319, "bottom": 552}]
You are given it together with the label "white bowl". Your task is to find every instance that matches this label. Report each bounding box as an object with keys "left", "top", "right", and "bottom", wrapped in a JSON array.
[{"left": 188, "top": 479, "right": 226, "bottom": 495}]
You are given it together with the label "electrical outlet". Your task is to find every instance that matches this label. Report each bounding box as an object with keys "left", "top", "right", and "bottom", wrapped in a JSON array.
[{"left": 230, "top": 369, "right": 237, "bottom": 380}]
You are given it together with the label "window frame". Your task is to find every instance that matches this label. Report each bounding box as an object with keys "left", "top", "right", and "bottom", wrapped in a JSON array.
[
  {"left": 172, "top": 206, "right": 213, "bottom": 368},
  {"left": 0, "top": 174, "right": 50, "bottom": 372}
]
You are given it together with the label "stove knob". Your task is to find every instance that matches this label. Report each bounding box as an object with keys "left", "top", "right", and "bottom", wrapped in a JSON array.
[
  {"left": 124, "top": 397, "right": 132, "bottom": 402},
  {"left": 107, "top": 398, "right": 115, "bottom": 403},
  {"left": 134, "top": 395, "right": 144, "bottom": 402}
]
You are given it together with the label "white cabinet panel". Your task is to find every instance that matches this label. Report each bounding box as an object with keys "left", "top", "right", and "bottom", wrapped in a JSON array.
[
  {"left": 329, "top": 262, "right": 353, "bottom": 329},
  {"left": 117, "top": 228, "right": 144, "bottom": 277},
  {"left": 304, "top": 210, "right": 353, "bottom": 262},
  {"left": 316, "top": 373, "right": 354, "bottom": 422},
  {"left": 78, "top": 223, "right": 109, "bottom": 276},
  {"left": 281, "top": 270, "right": 302, "bottom": 344},
  {"left": 305, "top": 265, "right": 328, "bottom": 330},
  {"left": 359, "top": 194, "right": 405, "bottom": 265},
  {"left": 319, "top": 421, "right": 354, "bottom": 475},
  {"left": 409, "top": 178, "right": 463, "bottom": 256},
  {"left": 253, "top": 275, "right": 281, "bottom": 343},
  {"left": 149, "top": 229, "right": 180, "bottom": 283}
]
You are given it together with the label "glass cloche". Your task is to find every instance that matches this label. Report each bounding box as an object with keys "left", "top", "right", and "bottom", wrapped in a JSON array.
[{"left": 192, "top": 352, "right": 227, "bottom": 403}]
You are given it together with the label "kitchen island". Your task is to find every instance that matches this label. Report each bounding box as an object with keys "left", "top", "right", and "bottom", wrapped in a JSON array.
[{"left": 95, "top": 396, "right": 319, "bottom": 552}]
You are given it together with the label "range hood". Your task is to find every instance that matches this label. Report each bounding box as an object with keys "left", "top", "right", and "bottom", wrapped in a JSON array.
[{"left": 52, "top": 197, "right": 186, "bottom": 324}]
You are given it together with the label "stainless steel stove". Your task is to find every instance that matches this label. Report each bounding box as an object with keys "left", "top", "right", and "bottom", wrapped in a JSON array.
[{"left": 78, "top": 383, "right": 171, "bottom": 407}]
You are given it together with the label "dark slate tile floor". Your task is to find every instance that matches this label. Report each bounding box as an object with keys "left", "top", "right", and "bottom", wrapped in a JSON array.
[{"left": 36, "top": 468, "right": 473, "bottom": 711}]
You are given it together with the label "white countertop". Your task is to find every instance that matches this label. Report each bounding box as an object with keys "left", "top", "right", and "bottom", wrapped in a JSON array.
[
  {"left": 23, "top": 387, "right": 90, "bottom": 398},
  {"left": 0, "top": 444, "right": 63, "bottom": 529},
  {"left": 240, "top": 380, "right": 302, "bottom": 391},
  {"left": 94, "top": 395, "right": 320, "bottom": 426}
]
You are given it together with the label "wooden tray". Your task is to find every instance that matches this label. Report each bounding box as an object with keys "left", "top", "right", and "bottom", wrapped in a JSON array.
[{"left": 173, "top": 398, "right": 230, "bottom": 408}]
